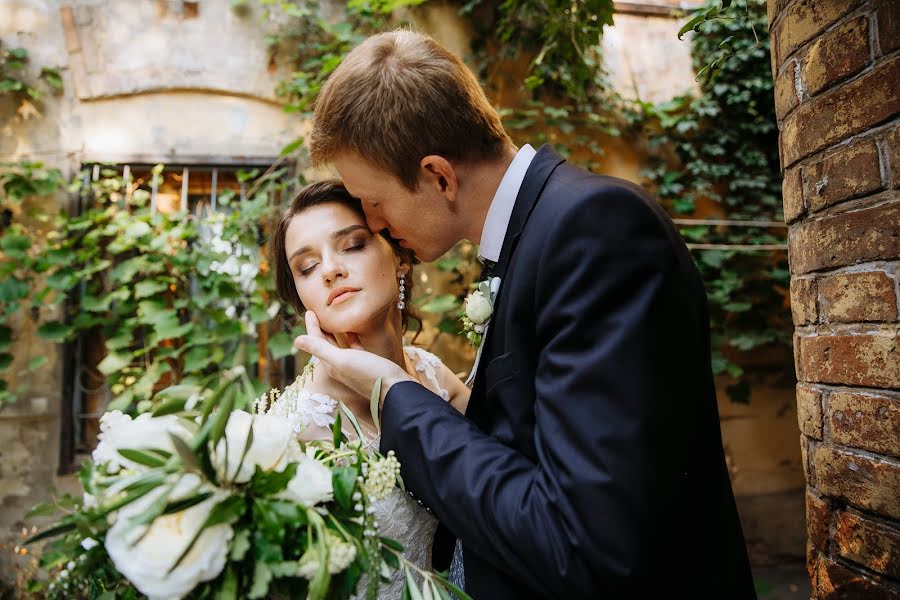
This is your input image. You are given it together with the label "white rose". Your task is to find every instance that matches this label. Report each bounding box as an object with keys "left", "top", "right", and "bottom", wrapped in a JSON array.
[
  {"left": 92, "top": 411, "right": 194, "bottom": 473},
  {"left": 279, "top": 453, "right": 334, "bottom": 507},
  {"left": 105, "top": 474, "right": 233, "bottom": 600},
  {"left": 465, "top": 290, "right": 493, "bottom": 325},
  {"left": 213, "top": 410, "right": 294, "bottom": 483}
]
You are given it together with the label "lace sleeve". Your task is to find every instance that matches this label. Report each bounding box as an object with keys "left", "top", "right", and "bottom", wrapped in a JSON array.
[
  {"left": 403, "top": 346, "right": 450, "bottom": 402},
  {"left": 256, "top": 374, "right": 337, "bottom": 442}
]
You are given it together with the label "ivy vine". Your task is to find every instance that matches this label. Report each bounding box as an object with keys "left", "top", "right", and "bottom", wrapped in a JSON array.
[{"left": 629, "top": 0, "right": 789, "bottom": 401}]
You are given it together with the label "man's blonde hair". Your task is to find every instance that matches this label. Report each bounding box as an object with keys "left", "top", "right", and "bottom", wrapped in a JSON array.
[{"left": 309, "top": 29, "right": 513, "bottom": 189}]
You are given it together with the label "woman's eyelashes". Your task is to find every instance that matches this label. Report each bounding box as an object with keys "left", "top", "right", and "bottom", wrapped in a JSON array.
[{"left": 296, "top": 238, "right": 367, "bottom": 278}]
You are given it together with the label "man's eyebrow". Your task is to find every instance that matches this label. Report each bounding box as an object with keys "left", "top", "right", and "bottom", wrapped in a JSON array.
[{"left": 288, "top": 225, "right": 369, "bottom": 261}]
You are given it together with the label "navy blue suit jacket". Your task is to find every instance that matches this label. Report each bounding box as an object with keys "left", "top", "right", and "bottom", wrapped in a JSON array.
[{"left": 380, "top": 146, "right": 756, "bottom": 598}]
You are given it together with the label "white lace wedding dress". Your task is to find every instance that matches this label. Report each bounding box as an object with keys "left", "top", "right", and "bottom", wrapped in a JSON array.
[{"left": 263, "top": 346, "right": 451, "bottom": 599}]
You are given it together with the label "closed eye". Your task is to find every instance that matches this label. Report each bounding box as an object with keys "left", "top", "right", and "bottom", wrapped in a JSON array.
[{"left": 299, "top": 263, "right": 317, "bottom": 277}]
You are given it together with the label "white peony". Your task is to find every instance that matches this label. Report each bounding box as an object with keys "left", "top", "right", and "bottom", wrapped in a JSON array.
[
  {"left": 280, "top": 453, "right": 334, "bottom": 507},
  {"left": 92, "top": 411, "right": 194, "bottom": 473},
  {"left": 212, "top": 410, "right": 295, "bottom": 483},
  {"left": 104, "top": 473, "right": 233, "bottom": 600},
  {"left": 465, "top": 290, "right": 493, "bottom": 324}
]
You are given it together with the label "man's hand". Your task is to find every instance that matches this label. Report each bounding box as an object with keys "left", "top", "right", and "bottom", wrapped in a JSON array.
[{"left": 293, "top": 311, "right": 413, "bottom": 405}]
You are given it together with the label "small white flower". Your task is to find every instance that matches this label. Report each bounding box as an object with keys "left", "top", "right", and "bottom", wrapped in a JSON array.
[
  {"left": 80, "top": 537, "right": 99, "bottom": 551},
  {"left": 59, "top": 569, "right": 68, "bottom": 579},
  {"left": 465, "top": 290, "right": 493, "bottom": 324},
  {"left": 280, "top": 454, "right": 334, "bottom": 507},
  {"left": 66, "top": 561, "right": 75, "bottom": 570}
]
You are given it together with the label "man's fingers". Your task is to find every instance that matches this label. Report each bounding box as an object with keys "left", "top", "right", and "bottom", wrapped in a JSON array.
[
  {"left": 294, "top": 334, "right": 338, "bottom": 364},
  {"left": 304, "top": 311, "right": 324, "bottom": 339}
]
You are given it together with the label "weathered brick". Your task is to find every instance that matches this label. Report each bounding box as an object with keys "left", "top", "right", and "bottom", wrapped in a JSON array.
[
  {"left": 875, "top": 0, "right": 900, "bottom": 55},
  {"left": 829, "top": 390, "right": 900, "bottom": 458},
  {"left": 767, "top": 0, "right": 792, "bottom": 27},
  {"left": 887, "top": 126, "right": 900, "bottom": 190},
  {"left": 807, "top": 489, "right": 832, "bottom": 551},
  {"left": 783, "top": 164, "right": 804, "bottom": 223},
  {"left": 773, "top": 0, "right": 865, "bottom": 63},
  {"left": 803, "top": 15, "right": 871, "bottom": 97},
  {"left": 834, "top": 510, "right": 900, "bottom": 579},
  {"left": 797, "top": 384, "right": 824, "bottom": 439},
  {"left": 791, "top": 276, "right": 818, "bottom": 325},
  {"left": 803, "top": 139, "right": 883, "bottom": 212},
  {"left": 781, "top": 56, "right": 900, "bottom": 166},
  {"left": 788, "top": 201, "right": 900, "bottom": 273},
  {"left": 800, "top": 332, "right": 900, "bottom": 388},
  {"left": 813, "top": 444, "right": 900, "bottom": 519},
  {"left": 774, "top": 59, "right": 801, "bottom": 122},
  {"left": 819, "top": 271, "right": 898, "bottom": 323},
  {"left": 816, "top": 558, "right": 900, "bottom": 599}
]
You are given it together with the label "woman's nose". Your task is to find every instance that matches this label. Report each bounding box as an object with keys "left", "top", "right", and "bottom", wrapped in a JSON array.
[{"left": 320, "top": 253, "right": 347, "bottom": 283}]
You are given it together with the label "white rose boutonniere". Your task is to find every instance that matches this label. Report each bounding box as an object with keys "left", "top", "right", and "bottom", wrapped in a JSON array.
[{"left": 461, "top": 277, "right": 501, "bottom": 347}]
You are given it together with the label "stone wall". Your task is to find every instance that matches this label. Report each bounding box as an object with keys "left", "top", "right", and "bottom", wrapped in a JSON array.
[{"left": 769, "top": 0, "right": 900, "bottom": 596}]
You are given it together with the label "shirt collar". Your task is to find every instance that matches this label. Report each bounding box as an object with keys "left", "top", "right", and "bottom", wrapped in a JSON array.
[{"left": 477, "top": 144, "right": 537, "bottom": 264}]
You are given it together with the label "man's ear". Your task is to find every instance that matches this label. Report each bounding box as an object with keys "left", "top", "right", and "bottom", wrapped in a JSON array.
[{"left": 420, "top": 155, "right": 458, "bottom": 202}]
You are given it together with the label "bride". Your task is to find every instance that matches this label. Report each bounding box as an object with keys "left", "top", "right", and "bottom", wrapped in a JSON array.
[{"left": 264, "top": 179, "right": 469, "bottom": 597}]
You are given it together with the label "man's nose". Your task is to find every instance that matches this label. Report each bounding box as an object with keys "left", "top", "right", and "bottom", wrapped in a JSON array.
[{"left": 366, "top": 213, "right": 388, "bottom": 234}]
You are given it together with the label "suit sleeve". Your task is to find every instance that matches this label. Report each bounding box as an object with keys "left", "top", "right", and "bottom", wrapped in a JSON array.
[{"left": 379, "top": 187, "right": 686, "bottom": 597}]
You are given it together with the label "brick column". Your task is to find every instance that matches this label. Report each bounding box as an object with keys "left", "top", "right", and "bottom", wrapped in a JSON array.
[{"left": 769, "top": 0, "right": 900, "bottom": 597}]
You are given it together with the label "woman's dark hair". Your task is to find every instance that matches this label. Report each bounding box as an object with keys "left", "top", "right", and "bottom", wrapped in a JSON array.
[{"left": 271, "top": 179, "right": 419, "bottom": 332}]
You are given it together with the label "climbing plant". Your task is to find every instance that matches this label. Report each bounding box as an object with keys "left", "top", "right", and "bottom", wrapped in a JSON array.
[
  {"left": 0, "top": 162, "right": 300, "bottom": 410},
  {"left": 0, "top": 43, "right": 62, "bottom": 104},
  {"left": 629, "top": 0, "right": 789, "bottom": 400}
]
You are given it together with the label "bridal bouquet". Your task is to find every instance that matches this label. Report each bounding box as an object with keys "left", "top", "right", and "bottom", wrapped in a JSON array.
[{"left": 26, "top": 367, "right": 468, "bottom": 600}]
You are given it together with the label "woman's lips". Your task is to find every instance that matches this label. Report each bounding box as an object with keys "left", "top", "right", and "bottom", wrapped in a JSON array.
[{"left": 327, "top": 286, "right": 361, "bottom": 306}]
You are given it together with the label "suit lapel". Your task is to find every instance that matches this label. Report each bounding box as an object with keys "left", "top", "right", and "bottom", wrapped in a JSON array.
[{"left": 469, "top": 145, "right": 566, "bottom": 393}]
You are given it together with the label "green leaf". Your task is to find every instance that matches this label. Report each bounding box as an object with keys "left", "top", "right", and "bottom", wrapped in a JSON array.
[
  {"left": 267, "top": 332, "right": 295, "bottom": 360},
  {"left": 208, "top": 387, "right": 236, "bottom": 447},
  {"left": 247, "top": 560, "right": 273, "bottom": 599},
  {"left": 135, "top": 279, "right": 169, "bottom": 299},
  {"left": 229, "top": 528, "right": 251, "bottom": 561},
  {"left": 370, "top": 377, "right": 382, "bottom": 432},
  {"left": 332, "top": 466, "right": 357, "bottom": 510},
  {"left": 332, "top": 410, "right": 342, "bottom": 448},
  {"left": 0, "top": 233, "right": 30, "bottom": 256},
  {"left": 162, "top": 491, "right": 214, "bottom": 516},
  {"left": 405, "top": 569, "right": 425, "bottom": 600},
  {"left": 215, "top": 566, "right": 239, "bottom": 600},
  {"left": 24, "top": 520, "right": 77, "bottom": 544},
  {"left": 420, "top": 294, "right": 459, "bottom": 314},
  {"left": 169, "top": 432, "right": 201, "bottom": 471},
  {"left": 152, "top": 397, "right": 187, "bottom": 416},
  {"left": 36, "top": 321, "right": 71, "bottom": 342},
  {"left": 25, "top": 355, "right": 47, "bottom": 371},
  {"left": 339, "top": 402, "right": 364, "bottom": 442},
  {"left": 118, "top": 448, "right": 167, "bottom": 468},
  {"left": 0, "top": 353, "right": 12, "bottom": 371},
  {"left": 97, "top": 351, "right": 131, "bottom": 375},
  {"left": 250, "top": 462, "right": 298, "bottom": 496}
]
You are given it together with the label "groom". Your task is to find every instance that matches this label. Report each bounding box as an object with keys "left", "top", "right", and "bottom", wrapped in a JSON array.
[{"left": 296, "top": 30, "right": 756, "bottom": 598}]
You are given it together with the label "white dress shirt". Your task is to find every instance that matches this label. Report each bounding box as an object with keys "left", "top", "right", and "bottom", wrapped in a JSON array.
[
  {"left": 466, "top": 144, "right": 537, "bottom": 388},
  {"left": 477, "top": 144, "right": 537, "bottom": 264}
]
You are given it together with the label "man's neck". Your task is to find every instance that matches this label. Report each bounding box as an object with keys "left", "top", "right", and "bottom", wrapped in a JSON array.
[{"left": 457, "top": 144, "right": 519, "bottom": 244}]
